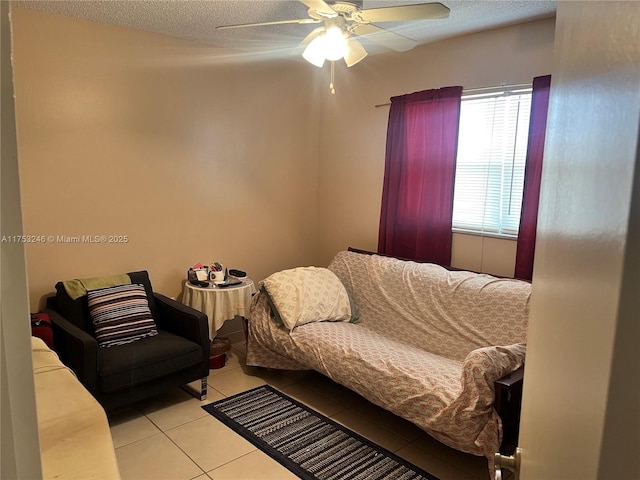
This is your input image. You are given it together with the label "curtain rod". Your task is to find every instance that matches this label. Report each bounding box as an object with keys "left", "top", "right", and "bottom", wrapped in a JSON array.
[{"left": 374, "top": 83, "right": 532, "bottom": 108}]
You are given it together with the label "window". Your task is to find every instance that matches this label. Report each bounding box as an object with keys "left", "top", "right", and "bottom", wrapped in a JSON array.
[{"left": 452, "top": 86, "right": 532, "bottom": 237}]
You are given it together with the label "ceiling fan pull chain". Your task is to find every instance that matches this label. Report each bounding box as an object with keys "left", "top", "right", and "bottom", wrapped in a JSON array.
[{"left": 330, "top": 61, "right": 336, "bottom": 94}]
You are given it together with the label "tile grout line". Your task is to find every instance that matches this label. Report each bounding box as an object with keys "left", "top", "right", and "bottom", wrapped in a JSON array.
[
  {"left": 146, "top": 380, "right": 258, "bottom": 479},
  {"left": 112, "top": 430, "right": 164, "bottom": 451},
  {"left": 138, "top": 410, "right": 208, "bottom": 479},
  {"left": 201, "top": 449, "right": 261, "bottom": 478}
]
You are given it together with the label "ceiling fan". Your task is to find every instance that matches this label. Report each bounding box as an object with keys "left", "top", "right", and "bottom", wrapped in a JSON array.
[{"left": 217, "top": 0, "right": 450, "bottom": 93}]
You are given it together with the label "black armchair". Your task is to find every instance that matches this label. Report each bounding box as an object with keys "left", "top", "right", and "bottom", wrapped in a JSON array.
[{"left": 46, "top": 271, "right": 210, "bottom": 411}]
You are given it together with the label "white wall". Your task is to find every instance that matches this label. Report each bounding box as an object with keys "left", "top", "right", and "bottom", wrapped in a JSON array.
[
  {"left": 0, "top": 2, "right": 42, "bottom": 478},
  {"left": 11, "top": 7, "right": 322, "bottom": 315},
  {"left": 518, "top": 1, "right": 640, "bottom": 477}
]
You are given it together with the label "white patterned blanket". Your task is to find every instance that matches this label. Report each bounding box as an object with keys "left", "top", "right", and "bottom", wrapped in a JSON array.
[{"left": 247, "top": 250, "right": 530, "bottom": 478}]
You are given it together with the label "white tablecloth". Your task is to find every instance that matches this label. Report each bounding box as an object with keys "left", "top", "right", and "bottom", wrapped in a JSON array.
[{"left": 182, "top": 279, "right": 256, "bottom": 336}]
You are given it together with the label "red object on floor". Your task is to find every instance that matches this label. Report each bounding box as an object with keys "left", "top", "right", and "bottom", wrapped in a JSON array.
[
  {"left": 209, "top": 337, "right": 231, "bottom": 369},
  {"left": 209, "top": 354, "right": 226, "bottom": 369},
  {"left": 31, "top": 312, "right": 54, "bottom": 349}
]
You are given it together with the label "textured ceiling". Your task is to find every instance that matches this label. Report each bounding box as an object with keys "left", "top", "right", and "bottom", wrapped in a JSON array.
[{"left": 13, "top": 0, "right": 556, "bottom": 61}]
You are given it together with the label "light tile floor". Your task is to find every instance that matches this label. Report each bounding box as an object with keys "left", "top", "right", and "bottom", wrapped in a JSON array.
[{"left": 109, "top": 343, "right": 494, "bottom": 480}]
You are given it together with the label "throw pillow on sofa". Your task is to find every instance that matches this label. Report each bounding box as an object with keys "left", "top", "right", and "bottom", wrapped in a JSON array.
[
  {"left": 87, "top": 283, "right": 158, "bottom": 348},
  {"left": 261, "top": 266, "right": 358, "bottom": 331}
]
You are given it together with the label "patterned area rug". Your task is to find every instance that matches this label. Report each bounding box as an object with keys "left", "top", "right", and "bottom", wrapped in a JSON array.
[{"left": 202, "top": 385, "right": 440, "bottom": 480}]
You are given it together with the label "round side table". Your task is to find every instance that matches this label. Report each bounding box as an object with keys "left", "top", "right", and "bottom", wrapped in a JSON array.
[{"left": 181, "top": 279, "right": 256, "bottom": 338}]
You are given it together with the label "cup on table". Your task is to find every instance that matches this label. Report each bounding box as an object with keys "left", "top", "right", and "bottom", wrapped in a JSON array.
[{"left": 210, "top": 269, "right": 225, "bottom": 284}]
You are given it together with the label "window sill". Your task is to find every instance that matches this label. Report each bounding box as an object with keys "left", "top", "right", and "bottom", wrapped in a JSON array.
[{"left": 452, "top": 228, "right": 518, "bottom": 241}]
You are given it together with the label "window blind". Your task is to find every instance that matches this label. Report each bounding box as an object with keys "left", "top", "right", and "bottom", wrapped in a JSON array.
[{"left": 452, "top": 87, "right": 532, "bottom": 237}]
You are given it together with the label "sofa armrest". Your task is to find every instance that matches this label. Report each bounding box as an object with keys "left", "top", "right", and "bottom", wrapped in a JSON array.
[
  {"left": 462, "top": 344, "right": 526, "bottom": 388},
  {"left": 495, "top": 365, "right": 524, "bottom": 389},
  {"left": 45, "top": 308, "right": 98, "bottom": 394},
  {"left": 31, "top": 337, "right": 120, "bottom": 479},
  {"left": 154, "top": 293, "right": 210, "bottom": 346},
  {"left": 495, "top": 366, "right": 524, "bottom": 454},
  {"left": 461, "top": 344, "right": 526, "bottom": 456}
]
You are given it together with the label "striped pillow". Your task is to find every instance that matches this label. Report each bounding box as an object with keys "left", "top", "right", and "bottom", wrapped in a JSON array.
[{"left": 87, "top": 283, "right": 158, "bottom": 348}]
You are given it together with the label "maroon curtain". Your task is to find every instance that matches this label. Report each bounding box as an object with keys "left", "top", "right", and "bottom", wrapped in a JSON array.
[
  {"left": 514, "top": 75, "right": 552, "bottom": 280},
  {"left": 378, "top": 86, "right": 462, "bottom": 266}
]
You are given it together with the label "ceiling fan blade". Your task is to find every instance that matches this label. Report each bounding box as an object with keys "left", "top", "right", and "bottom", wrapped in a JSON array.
[
  {"left": 298, "top": 0, "right": 337, "bottom": 16},
  {"left": 344, "top": 38, "right": 367, "bottom": 67},
  {"left": 217, "top": 18, "right": 320, "bottom": 30},
  {"left": 358, "top": 2, "right": 450, "bottom": 23},
  {"left": 352, "top": 24, "right": 417, "bottom": 52}
]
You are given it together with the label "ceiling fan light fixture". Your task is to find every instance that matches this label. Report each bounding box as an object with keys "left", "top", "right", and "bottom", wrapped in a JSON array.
[
  {"left": 322, "top": 25, "right": 348, "bottom": 61},
  {"left": 302, "top": 24, "right": 349, "bottom": 67},
  {"left": 302, "top": 36, "right": 327, "bottom": 67},
  {"left": 344, "top": 37, "right": 367, "bottom": 67}
]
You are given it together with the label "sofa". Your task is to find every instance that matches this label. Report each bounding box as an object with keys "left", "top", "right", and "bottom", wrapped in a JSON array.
[
  {"left": 32, "top": 336, "right": 120, "bottom": 479},
  {"left": 46, "top": 270, "right": 209, "bottom": 411},
  {"left": 246, "top": 249, "right": 530, "bottom": 476}
]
